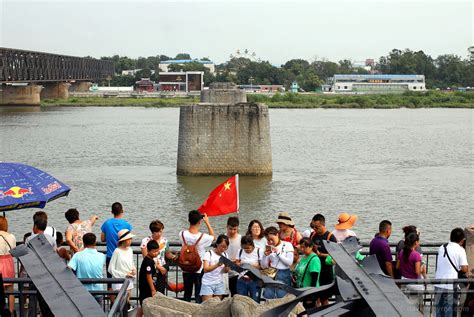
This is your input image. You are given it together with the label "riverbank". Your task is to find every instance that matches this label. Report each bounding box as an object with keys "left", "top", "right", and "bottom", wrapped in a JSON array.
[{"left": 40, "top": 91, "right": 474, "bottom": 108}]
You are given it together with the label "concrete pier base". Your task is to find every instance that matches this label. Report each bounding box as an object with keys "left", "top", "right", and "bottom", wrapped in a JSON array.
[
  {"left": 177, "top": 103, "right": 273, "bottom": 176},
  {"left": 69, "top": 81, "right": 92, "bottom": 92},
  {"left": 41, "top": 82, "right": 70, "bottom": 100},
  {"left": 0, "top": 84, "right": 42, "bottom": 106},
  {"left": 200, "top": 82, "right": 247, "bottom": 104}
]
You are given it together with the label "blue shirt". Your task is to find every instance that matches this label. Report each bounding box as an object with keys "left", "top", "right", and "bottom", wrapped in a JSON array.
[
  {"left": 68, "top": 248, "right": 106, "bottom": 291},
  {"left": 101, "top": 218, "right": 132, "bottom": 258}
]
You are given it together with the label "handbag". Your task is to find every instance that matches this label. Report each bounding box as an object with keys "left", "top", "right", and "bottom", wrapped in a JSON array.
[{"left": 260, "top": 267, "right": 278, "bottom": 279}]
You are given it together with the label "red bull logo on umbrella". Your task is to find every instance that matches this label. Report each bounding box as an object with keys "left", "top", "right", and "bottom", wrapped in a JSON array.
[{"left": 0, "top": 186, "right": 33, "bottom": 199}]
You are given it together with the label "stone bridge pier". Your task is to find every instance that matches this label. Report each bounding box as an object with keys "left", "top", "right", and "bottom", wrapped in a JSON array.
[
  {"left": 40, "top": 82, "right": 70, "bottom": 100},
  {"left": 69, "top": 82, "right": 92, "bottom": 92},
  {"left": 0, "top": 84, "right": 42, "bottom": 106}
]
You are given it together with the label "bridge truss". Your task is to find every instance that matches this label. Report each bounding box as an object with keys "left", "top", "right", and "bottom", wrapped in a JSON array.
[{"left": 0, "top": 47, "right": 114, "bottom": 83}]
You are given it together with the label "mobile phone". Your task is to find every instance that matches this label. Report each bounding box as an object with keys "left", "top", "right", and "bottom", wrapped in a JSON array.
[{"left": 265, "top": 245, "right": 272, "bottom": 252}]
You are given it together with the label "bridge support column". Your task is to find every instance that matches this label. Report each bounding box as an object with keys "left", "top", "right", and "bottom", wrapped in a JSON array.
[
  {"left": 0, "top": 84, "right": 42, "bottom": 106},
  {"left": 69, "top": 81, "right": 92, "bottom": 92},
  {"left": 41, "top": 82, "right": 70, "bottom": 100}
]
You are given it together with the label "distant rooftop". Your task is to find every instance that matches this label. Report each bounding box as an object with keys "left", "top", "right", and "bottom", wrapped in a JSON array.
[{"left": 160, "top": 59, "right": 214, "bottom": 64}]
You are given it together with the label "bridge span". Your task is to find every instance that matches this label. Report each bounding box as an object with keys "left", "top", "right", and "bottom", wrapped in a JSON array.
[{"left": 0, "top": 47, "right": 114, "bottom": 105}]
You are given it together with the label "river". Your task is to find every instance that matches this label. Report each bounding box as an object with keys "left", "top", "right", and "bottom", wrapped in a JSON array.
[{"left": 0, "top": 106, "right": 472, "bottom": 243}]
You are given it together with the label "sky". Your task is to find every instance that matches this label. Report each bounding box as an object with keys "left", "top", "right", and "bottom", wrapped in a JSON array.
[{"left": 1, "top": 0, "right": 473, "bottom": 65}]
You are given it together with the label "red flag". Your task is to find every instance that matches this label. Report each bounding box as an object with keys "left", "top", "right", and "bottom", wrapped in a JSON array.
[{"left": 198, "top": 175, "right": 239, "bottom": 217}]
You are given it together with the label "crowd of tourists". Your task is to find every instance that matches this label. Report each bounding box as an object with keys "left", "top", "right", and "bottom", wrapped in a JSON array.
[{"left": 0, "top": 202, "right": 472, "bottom": 316}]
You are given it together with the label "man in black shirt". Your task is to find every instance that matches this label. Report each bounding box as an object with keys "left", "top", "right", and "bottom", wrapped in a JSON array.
[
  {"left": 310, "top": 214, "right": 337, "bottom": 306},
  {"left": 137, "top": 240, "right": 159, "bottom": 317}
]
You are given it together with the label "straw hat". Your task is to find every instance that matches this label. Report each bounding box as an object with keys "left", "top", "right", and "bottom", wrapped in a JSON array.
[
  {"left": 335, "top": 213, "right": 358, "bottom": 230},
  {"left": 117, "top": 229, "right": 135, "bottom": 244},
  {"left": 276, "top": 212, "right": 295, "bottom": 227}
]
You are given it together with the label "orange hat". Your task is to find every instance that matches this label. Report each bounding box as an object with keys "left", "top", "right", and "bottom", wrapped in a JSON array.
[{"left": 335, "top": 213, "right": 357, "bottom": 230}]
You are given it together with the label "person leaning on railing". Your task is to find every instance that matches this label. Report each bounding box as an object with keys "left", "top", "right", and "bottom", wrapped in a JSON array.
[
  {"left": 396, "top": 232, "right": 424, "bottom": 312},
  {"left": 434, "top": 228, "right": 470, "bottom": 317},
  {"left": 0, "top": 216, "right": 16, "bottom": 315}
]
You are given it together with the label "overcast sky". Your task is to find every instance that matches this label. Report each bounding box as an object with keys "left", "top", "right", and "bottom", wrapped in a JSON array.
[{"left": 1, "top": 0, "right": 472, "bottom": 65}]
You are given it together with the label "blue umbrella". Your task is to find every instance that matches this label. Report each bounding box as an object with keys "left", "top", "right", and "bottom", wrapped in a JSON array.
[{"left": 0, "top": 162, "right": 71, "bottom": 212}]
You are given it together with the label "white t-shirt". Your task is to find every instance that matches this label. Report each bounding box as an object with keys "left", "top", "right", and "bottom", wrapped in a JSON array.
[
  {"left": 202, "top": 250, "right": 228, "bottom": 285},
  {"left": 179, "top": 230, "right": 214, "bottom": 273},
  {"left": 227, "top": 234, "right": 242, "bottom": 261},
  {"left": 435, "top": 242, "right": 468, "bottom": 289},
  {"left": 332, "top": 229, "right": 357, "bottom": 242},
  {"left": 238, "top": 247, "right": 262, "bottom": 268},
  {"left": 26, "top": 232, "right": 57, "bottom": 249},
  {"left": 140, "top": 236, "right": 169, "bottom": 265},
  {"left": 261, "top": 241, "right": 294, "bottom": 270},
  {"left": 0, "top": 231, "right": 16, "bottom": 255},
  {"left": 253, "top": 237, "right": 267, "bottom": 251}
]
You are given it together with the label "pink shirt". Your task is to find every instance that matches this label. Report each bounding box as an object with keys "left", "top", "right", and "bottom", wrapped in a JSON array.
[{"left": 398, "top": 249, "right": 422, "bottom": 279}]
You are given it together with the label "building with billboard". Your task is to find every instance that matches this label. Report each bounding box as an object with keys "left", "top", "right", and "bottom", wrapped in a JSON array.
[
  {"left": 328, "top": 74, "right": 426, "bottom": 93},
  {"left": 157, "top": 71, "right": 204, "bottom": 92}
]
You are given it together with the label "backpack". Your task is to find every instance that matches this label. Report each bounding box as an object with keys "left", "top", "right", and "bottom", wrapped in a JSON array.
[{"left": 178, "top": 232, "right": 204, "bottom": 273}]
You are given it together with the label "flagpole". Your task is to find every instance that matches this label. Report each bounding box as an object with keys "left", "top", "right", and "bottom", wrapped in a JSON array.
[{"left": 235, "top": 174, "right": 239, "bottom": 213}]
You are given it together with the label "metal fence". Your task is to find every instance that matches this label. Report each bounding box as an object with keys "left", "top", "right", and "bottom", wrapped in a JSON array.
[
  {"left": 5, "top": 241, "right": 473, "bottom": 316},
  {"left": 3, "top": 278, "right": 130, "bottom": 317}
]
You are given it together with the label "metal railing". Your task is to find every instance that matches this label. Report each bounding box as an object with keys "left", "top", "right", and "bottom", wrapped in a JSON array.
[
  {"left": 3, "top": 278, "right": 130, "bottom": 317},
  {"left": 5, "top": 241, "right": 472, "bottom": 315}
]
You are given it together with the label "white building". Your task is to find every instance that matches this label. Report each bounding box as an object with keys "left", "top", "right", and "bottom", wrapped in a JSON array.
[
  {"left": 329, "top": 74, "right": 426, "bottom": 93},
  {"left": 159, "top": 59, "right": 215, "bottom": 74},
  {"left": 121, "top": 69, "right": 155, "bottom": 76}
]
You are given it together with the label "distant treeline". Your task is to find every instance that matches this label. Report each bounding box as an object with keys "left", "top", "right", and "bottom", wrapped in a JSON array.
[
  {"left": 44, "top": 91, "right": 473, "bottom": 108},
  {"left": 99, "top": 49, "right": 474, "bottom": 91}
]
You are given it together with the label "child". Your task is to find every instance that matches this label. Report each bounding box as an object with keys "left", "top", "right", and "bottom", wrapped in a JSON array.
[
  {"left": 56, "top": 232, "right": 71, "bottom": 261},
  {"left": 108, "top": 229, "right": 136, "bottom": 306},
  {"left": 140, "top": 220, "right": 177, "bottom": 294},
  {"left": 200, "top": 235, "right": 230, "bottom": 302},
  {"left": 235, "top": 235, "right": 262, "bottom": 302},
  {"left": 137, "top": 240, "right": 159, "bottom": 317}
]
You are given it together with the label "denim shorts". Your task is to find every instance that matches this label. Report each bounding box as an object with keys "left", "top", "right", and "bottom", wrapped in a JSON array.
[{"left": 200, "top": 281, "right": 226, "bottom": 296}]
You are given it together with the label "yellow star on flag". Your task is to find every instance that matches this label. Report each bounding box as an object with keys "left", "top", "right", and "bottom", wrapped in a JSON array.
[{"left": 224, "top": 181, "right": 231, "bottom": 191}]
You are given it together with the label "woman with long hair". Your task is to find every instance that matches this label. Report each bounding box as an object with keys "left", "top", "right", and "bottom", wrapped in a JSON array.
[
  {"left": 396, "top": 232, "right": 423, "bottom": 311},
  {"left": 246, "top": 220, "right": 267, "bottom": 251}
]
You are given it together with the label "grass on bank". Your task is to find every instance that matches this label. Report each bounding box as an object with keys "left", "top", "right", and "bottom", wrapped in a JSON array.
[
  {"left": 247, "top": 91, "right": 474, "bottom": 108},
  {"left": 41, "top": 96, "right": 199, "bottom": 107},
  {"left": 41, "top": 91, "right": 474, "bottom": 108}
]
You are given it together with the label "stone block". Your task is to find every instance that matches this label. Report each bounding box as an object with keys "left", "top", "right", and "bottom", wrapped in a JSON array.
[{"left": 177, "top": 103, "right": 272, "bottom": 176}]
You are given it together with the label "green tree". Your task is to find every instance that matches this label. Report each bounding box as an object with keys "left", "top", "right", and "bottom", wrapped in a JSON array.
[
  {"left": 434, "top": 54, "right": 465, "bottom": 87},
  {"left": 174, "top": 53, "right": 192, "bottom": 60}
]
